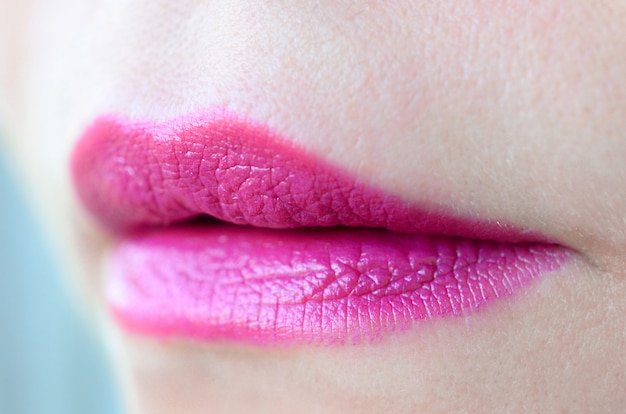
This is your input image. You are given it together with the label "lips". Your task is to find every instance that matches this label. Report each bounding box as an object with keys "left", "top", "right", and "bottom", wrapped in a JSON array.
[{"left": 71, "top": 106, "right": 569, "bottom": 345}]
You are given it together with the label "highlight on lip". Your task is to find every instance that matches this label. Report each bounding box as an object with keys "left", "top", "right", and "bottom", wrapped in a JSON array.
[{"left": 71, "top": 106, "right": 571, "bottom": 346}]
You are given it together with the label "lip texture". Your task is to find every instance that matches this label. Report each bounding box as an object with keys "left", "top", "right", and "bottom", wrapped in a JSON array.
[{"left": 72, "top": 106, "right": 569, "bottom": 345}]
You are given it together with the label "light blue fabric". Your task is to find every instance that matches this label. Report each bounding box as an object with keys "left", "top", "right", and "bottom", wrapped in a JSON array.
[{"left": 0, "top": 155, "right": 121, "bottom": 414}]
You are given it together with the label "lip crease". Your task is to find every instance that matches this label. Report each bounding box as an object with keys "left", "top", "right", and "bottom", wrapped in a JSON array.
[{"left": 71, "top": 106, "right": 570, "bottom": 346}]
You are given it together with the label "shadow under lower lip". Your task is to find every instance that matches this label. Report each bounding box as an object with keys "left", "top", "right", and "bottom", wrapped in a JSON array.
[{"left": 106, "top": 224, "right": 569, "bottom": 346}]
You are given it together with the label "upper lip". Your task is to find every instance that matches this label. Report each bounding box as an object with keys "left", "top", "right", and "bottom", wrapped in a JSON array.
[{"left": 71, "top": 107, "right": 545, "bottom": 243}]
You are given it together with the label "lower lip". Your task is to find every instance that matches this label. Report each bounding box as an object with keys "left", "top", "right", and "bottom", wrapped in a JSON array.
[{"left": 107, "top": 223, "right": 569, "bottom": 346}]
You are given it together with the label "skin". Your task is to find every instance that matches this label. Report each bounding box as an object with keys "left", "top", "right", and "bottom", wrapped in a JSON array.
[{"left": 1, "top": 1, "right": 626, "bottom": 412}]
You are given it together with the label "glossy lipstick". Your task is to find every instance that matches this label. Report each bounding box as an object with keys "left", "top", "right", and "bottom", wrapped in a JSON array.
[{"left": 71, "top": 107, "right": 569, "bottom": 345}]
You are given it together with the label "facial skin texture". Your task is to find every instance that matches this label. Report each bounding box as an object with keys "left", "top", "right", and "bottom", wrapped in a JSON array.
[{"left": 1, "top": 0, "right": 626, "bottom": 413}]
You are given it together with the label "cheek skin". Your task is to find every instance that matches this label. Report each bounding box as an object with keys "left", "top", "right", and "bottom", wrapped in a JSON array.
[
  {"left": 0, "top": 1, "right": 31, "bottom": 131},
  {"left": 0, "top": 1, "right": 625, "bottom": 413}
]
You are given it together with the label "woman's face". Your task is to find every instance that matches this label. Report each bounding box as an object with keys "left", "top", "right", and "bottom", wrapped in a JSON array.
[{"left": 1, "top": 1, "right": 626, "bottom": 412}]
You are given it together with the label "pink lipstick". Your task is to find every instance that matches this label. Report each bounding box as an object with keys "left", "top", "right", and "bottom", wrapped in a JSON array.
[{"left": 71, "top": 106, "right": 569, "bottom": 345}]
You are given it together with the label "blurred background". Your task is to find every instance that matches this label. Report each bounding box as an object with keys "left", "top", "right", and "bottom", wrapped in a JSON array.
[{"left": 0, "top": 154, "right": 121, "bottom": 413}]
